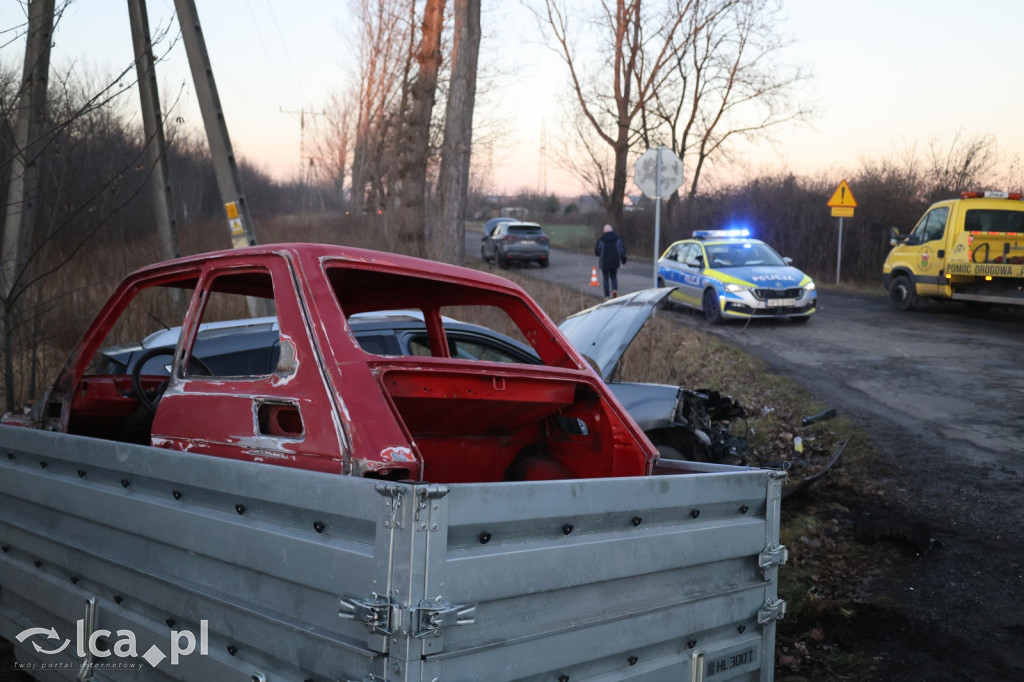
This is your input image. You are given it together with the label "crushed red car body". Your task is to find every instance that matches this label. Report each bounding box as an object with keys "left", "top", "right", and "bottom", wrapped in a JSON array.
[{"left": 9, "top": 243, "right": 656, "bottom": 483}]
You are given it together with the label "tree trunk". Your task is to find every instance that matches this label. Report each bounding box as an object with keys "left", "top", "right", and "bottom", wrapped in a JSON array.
[
  {"left": 395, "top": 0, "right": 446, "bottom": 254},
  {"left": 434, "top": 0, "right": 481, "bottom": 265},
  {"left": 1, "top": 0, "right": 55, "bottom": 411}
]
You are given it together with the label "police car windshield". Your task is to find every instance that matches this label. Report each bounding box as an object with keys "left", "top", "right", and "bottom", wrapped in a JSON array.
[{"left": 705, "top": 242, "right": 786, "bottom": 268}]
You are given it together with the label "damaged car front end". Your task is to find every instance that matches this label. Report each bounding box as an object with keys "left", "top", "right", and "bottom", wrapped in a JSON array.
[{"left": 558, "top": 288, "right": 747, "bottom": 463}]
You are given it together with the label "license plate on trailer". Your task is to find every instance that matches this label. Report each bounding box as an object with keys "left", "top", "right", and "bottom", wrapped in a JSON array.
[
  {"left": 766, "top": 298, "right": 796, "bottom": 307},
  {"left": 704, "top": 645, "right": 758, "bottom": 677}
]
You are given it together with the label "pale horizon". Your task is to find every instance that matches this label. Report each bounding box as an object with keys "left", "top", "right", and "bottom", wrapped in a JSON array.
[{"left": 5, "top": 1, "right": 1024, "bottom": 198}]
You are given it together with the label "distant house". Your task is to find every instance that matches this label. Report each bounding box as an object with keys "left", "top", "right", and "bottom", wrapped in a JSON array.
[{"left": 498, "top": 206, "right": 530, "bottom": 220}]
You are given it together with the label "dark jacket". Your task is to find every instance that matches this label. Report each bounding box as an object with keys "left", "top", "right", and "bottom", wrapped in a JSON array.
[{"left": 595, "top": 231, "right": 626, "bottom": 270}]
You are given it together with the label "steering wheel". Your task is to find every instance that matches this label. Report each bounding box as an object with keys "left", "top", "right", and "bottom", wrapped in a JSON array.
[{"left": 130, "top": 347, "right": 213, "bottom": 413}]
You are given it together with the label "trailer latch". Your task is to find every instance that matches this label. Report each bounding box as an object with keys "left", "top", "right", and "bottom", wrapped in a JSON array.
[
  {"left": 411, "top": 598, "right": 476, "bottom": 638},
  {"left": 758, "top": 544, "right": 789, "bottom": 570},
  {"left": 757, "top": 598, "right": 787, "bottom": 624},
  {"left": 339, "top": 594, "right": 395, "bottom": 636}
]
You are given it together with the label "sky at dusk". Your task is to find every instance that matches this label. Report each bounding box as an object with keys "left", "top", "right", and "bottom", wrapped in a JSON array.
[{"left": 5, "top": 0, "right": 1024, "bottom": 197}]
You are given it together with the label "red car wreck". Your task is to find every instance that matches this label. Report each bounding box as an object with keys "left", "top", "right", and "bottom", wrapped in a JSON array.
[{"left": 10, "top": 243, "right": 654, "bottom": 482}]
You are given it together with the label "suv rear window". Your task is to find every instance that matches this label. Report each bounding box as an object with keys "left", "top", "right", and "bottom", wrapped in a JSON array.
[{"left": 509, "top": 225, "right": 540, "bottom": 234}]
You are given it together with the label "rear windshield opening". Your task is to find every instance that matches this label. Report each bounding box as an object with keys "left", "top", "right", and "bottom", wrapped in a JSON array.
[{"left": 964, "top": 209, "right": 1024, "bottom": 233}]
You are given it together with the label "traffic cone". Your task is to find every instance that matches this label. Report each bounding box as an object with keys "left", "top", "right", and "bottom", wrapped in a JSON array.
[{"left": 589, "top": 267, "right": 600, "bottom": 287}]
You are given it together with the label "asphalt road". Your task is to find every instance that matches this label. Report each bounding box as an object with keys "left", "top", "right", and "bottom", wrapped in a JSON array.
[
  {"left": 470, "top": 233, "right": 1024, "bottom": 479},
  {"left": 470, "top": 232, "right": 1024, "bottom": 679}
]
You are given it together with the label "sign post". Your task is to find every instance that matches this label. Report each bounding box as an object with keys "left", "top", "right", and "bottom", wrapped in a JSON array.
[
  {"left": 634, "top": 147, "right": 683, "bottom": 287},
  {"left": 826, "top": 179, "right": 857, "bottom": 284}
]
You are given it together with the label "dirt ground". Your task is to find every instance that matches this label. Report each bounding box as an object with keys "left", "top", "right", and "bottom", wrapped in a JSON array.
[
  {"left": 677, "top": 292, "right": 1024, "bottom": 681},
  {"left": 504, "top": 238, "right": 1024, "bottom": 681}
]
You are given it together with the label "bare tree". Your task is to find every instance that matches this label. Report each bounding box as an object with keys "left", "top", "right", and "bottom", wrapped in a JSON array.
[
  {"left": 311, "top": 90, "right": 357, "bottom": 207},
  {"left": 926, "top": 130, "right": 996, "bottom": 197},
  {"left": 434, "top": 0, "right": 481, "bottom": 265},
  {"left": 537, "top": 0, "right": 807, "bottom": 228},
  {"left": 0, "top": 5, "right": 184, "bottom": 410},
  {"left": 349, "top": 0, "right": 410, "bottom": 215},
  {"left": 537, "top": 0, "right": 696, "bottom": 228},
  {"left": 2, "top": 0, "right": 56, "bottom": 411},
  {"left": 393, "top": 0, "right": 446, "bottom": 251},
  {"left": 648, "top": 0, "right": 810, "bottom": 224}
]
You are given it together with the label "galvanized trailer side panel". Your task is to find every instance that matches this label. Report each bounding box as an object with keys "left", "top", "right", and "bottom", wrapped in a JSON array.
[
  {"left": 378, "top": 462, "right": 784, "bottom": 682},
  {"left": 0, "top": 425, "right": 395, "bottom": 681},
  {"left": 0, "top": 426, "right": 784, "bottom": 682}
]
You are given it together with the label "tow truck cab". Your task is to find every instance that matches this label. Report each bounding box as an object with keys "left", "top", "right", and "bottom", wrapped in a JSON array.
[{"left": 883, "top": 190, "right": 1024, "bottom": 309}]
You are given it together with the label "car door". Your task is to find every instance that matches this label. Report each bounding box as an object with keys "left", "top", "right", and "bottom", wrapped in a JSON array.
[
  {"left": 673, "top": 243, "right": 705, "bottom": 307},
  {"left": 485, "top": 223, "right": 505, "bottom": 261},
  {"left": 659, "top": 243, "right": 683, "bottom": 286},
  {"left": 905, "top": 206, "right": 950, "bottom": 296}
]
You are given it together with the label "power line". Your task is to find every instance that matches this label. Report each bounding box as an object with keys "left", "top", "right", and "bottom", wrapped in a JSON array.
[{"left": 280, "top": 106, "right": 325, "bottom": 181}]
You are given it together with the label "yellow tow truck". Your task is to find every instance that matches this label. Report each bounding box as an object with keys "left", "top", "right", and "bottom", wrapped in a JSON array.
[{"left": 883, "top": 190, "right": 1024, "bottom": 309}]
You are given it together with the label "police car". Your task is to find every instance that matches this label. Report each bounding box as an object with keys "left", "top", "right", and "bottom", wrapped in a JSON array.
[{"left": 656, "top": 229, "right": 817, "bottom": 323}]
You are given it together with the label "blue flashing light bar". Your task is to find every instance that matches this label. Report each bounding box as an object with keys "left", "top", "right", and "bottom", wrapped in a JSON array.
[{"left": 693, "top": 228, "right": 751, "bottom": 239}]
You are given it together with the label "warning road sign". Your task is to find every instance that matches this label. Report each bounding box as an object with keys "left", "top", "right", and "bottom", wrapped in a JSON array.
[{"left": 827, "top": 180, "right": 857, "bottom": 208}]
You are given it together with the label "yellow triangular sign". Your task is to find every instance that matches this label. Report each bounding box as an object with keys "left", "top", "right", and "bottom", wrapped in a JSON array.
[{"left": 827, "top": 180, "right": 857, "bottom": 208}]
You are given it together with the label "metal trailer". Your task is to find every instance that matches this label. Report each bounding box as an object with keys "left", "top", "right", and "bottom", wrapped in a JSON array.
[{"left": 0, "top": 425, "right": 786, "bottom": 681}]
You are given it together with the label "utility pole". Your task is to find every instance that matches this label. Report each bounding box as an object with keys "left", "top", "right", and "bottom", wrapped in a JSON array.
[
  {"left": 172, "top": 0, "right": 257, "bottom": 250},
  {"left": 127, "top": 0, "right": 180, "bottom": 263}
]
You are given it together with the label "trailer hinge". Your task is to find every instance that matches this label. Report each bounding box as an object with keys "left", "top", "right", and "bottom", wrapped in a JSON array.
[
  {"left": 410, "top": 598, "right": 476, "bottom": 639},
  {"left": 375, "top": 484, "right": 405, "bottom": 530},
  {"left": 413, "top": 484, "right": 449, "bottom": 532},
  {"left": 757, "top": 598, "right": 787, "bottom": 624},
  {"left": 339, "top": 594, "right": 396, "bottom": 636},
  {"left": 759, "top": 543, "right": 789, "bottom": 570},
  {"left": 767, "top": 470, "right": 786, "bottom": 499}
]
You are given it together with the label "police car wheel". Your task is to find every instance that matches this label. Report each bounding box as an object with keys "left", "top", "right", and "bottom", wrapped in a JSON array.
[{"left": 702, "top": 289, "right": 724, "bottom": 325}]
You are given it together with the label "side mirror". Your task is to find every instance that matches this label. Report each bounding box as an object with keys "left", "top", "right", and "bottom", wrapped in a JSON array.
[
  {"left": 686, "top": 257, "right": 703, "bottom": 268},
  {"left": 889, "top": 226, "right": 906, "bottom": 246},
  {"left": 481, "top": 234, "right": 488, "bottom": 241},
  {"left": 783, "top": 256, "right": 793, "bottom": 265}
]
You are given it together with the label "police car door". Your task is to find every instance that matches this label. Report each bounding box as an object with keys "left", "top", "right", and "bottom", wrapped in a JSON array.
[{"left": 675, "top": 243, "right": 704, "bottom": 307}]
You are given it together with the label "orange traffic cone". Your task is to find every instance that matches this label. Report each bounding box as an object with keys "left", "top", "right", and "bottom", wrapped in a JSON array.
[{"left": 589, "top": 267, "right": 600, "bottom": 287}]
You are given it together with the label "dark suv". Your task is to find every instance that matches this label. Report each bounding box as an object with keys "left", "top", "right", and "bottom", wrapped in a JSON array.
[{"left": 481, "top": 221, "right": 550, "bottom": 267}]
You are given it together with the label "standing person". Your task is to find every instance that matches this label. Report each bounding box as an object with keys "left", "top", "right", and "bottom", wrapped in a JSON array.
[{"left": 595, "top": 224, "right": 627, "bottom": 298}]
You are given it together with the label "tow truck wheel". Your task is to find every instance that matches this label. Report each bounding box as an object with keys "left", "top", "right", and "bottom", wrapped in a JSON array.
[
  {"left": 702, "top": 288, "right": 724, "bottom": 325},
  {"left": 890, "top": 275, "right": 918, "bottom": 311}
]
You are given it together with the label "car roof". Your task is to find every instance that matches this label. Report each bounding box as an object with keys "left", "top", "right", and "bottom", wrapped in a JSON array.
[{"left": 675, "top": 237, "right": 767, "bottom": 247}]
